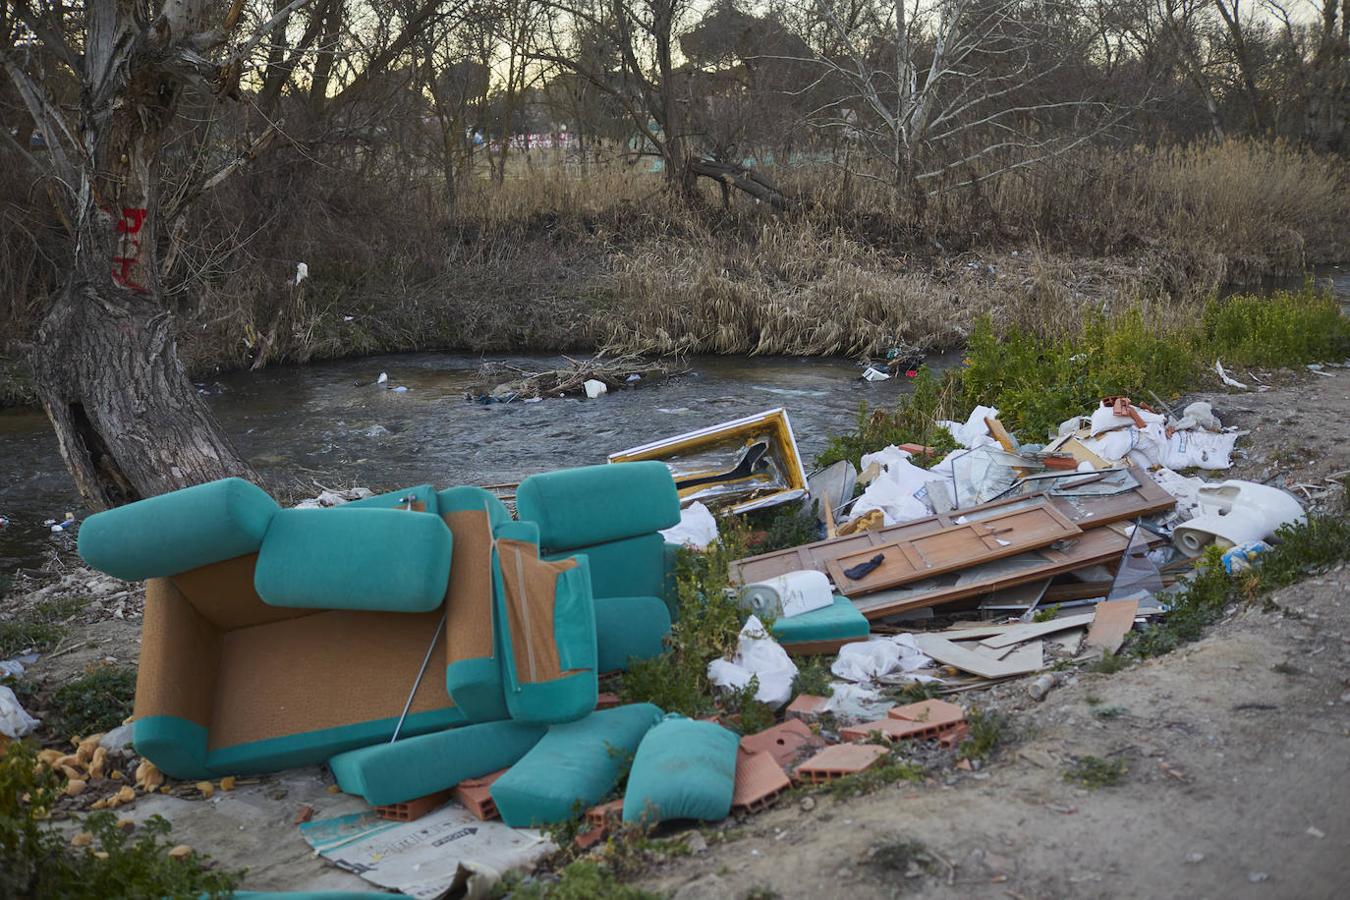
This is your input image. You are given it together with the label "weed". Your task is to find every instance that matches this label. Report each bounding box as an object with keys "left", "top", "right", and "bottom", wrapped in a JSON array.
[
  {"left": 46, "top": 665, "right": 137, "bottom": 741},
  {"left": 1032, "top": 604, "right": 1062, "bottom": 623},
  {"left": 0, "top": 595, "right": 86, "bottom": 657},
  {"left": 722, "top": 680, "right": 777, "bottom": 735},
  {"left": 817, "top": 368, "right": 962, "bottom": 470},
  {"left": 500, "top": 861, "right": 658, "bottom": 900},
  {"left": 889, "top": 681, "right": 941, "bottom": 704},
  {"left": 1202, "top": 290, "right": 1350, "bottom": 368},
  {"left": 792, "top": 657, "right": 833, "bottom": 698},
  {"left": 1254, "top": 517, "right": 1350, "bottom": 590},
  {"left": 740, "top": 504, "right": 820, "bottom": 555},
  {"left": 1093, "top": 706, "right": 1129, "bottom": 719},
  {"left": 1085, "top": 694, "right": 1102, "bottom": 706},
  {"left": 0, "top": 740, "right": 241, "bottom": 898},
  {"left": 958, "top": 708, "right": 1008, "bottom": 761},
  {"left": 865, "top": 837, "right": 939, "bottom": 877},
  {"left": 1132, "top": 546, "right": 1233, "bottom": 659},
  {"left": 1089, "top": 651, "right": 1130, "bottom": 674},
  {"left": 742, "top": 888, "right": 781, "bottom": 900},
  {"left": 1063, "top": 755, "right": 1129, "bottom": 788}
]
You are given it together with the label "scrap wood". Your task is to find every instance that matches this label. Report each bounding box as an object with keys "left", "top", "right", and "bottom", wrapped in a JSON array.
[
  {"left": 466, "top": 355, "right": 687, "bottom": 401},
  {"left": 976, "top": 612, "right": 1096, "bottom": 649},
  {"left": 1084, "top": 598, "right": 1140, "bottom": 654},
  {"left": 912, "top": 634, "right": 1045, "bottom": 679}
]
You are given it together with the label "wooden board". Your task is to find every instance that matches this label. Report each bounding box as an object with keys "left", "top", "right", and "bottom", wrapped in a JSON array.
[
  {"left": 976, "top": 612, "right": 1097, "bottom": 649},
  {"left": 825, "top": 502, "right": 1081, "bottom": 596},
  {"left": 914, "top": 634, "right": 1045, "bottom": 678},
  {"left": 730, "top": 466, "right": 1174, "bottom": 585},
  {"left": 849, "top": 525, "right": 1136, "bottom": 621},
  {"left": 1085, "top": 598, "right": 1140, "bottom": 653}
]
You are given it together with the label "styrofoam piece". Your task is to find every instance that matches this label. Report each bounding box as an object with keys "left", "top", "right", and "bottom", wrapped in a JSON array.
[{"left": 583, "top": 379, "right": 608, "bottom": 399}]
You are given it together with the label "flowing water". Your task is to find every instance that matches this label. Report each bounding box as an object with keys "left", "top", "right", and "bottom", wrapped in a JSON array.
[
  {"left": 3, "top": 265, "right": 1346, "bottom": 576},
  {"left": 0, "top": 354, "right": 947, "bottom": 574}
]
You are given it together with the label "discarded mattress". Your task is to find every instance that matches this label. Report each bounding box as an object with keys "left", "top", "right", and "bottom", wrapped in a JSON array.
[
  {"left": 490, "top": 703, "right": 663, "bottom": 827},
  {"left": 623, "top": 716, "right": 738, "bottom": 824},
  {"left": 329, "top": 719, "right": 546, "bottom": 806}
]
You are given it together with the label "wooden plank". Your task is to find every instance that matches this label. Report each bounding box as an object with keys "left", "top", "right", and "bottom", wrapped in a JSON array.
[
  {"left": 1085, "top": 598, "right": 1140, "bottom": 654},
  {"left": 977, "top": 613, "right": 1097, "bottom": 649},
  {"left": 914, "top": 634, "right": 1045, "bottom": 678},
  {"left": 850, "top": 526, "right": 1133, "bottom": 621},
  {"left": 824, "top": 502, "right": 1082, "bottom": 596},
  {"left": 730, "top": 466, "right": 1174, "bottom": 585}
]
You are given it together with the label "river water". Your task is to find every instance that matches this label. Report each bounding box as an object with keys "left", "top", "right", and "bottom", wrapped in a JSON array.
[
  {"left": 0, "top": 353, "right": 945, "bottom": 574},
  {"left": 3, "top": 265, "right": 1346, "bottom": 576}
]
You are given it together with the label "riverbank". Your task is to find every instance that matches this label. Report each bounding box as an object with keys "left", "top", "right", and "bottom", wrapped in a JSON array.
[
  {"left": 2, "top": 368, "right": 1347, "bottom": 896},
  {"left": 3, "top": 141, "right": 1347, "bottom": 407}
]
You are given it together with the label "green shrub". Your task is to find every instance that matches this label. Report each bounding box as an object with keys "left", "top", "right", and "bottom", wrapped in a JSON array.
[
  {"left": 46, "top": 666, "right": 137, "bottom": 741},
  {"left": 1203, "top": 289, "right": 1350, "bottom": 368},
  {"left": 817, "top": 368, "right": 961, "bottom": 469},
  {"left": 0, "top": 741, "right": 241, "bottom": 898},
  {"left": 1063, "top": 755, "right": 1128, "bottom": 788}
]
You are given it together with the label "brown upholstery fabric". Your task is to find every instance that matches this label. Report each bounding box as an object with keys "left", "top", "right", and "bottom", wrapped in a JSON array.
[
  {"left": 208, "top": 607, "right": 451, "bottom": 749},
  {"left": 496, "top": 539, "right": 578, "bottom": 684},
  {"left": 442, "top": 510, "right": 495, "bottom": 664},
  {"left": 134, "top": 578, "right": 222, "bottom": 728},
  {"left": 171, "top": 554, "right": 313, "bottom": 632}
]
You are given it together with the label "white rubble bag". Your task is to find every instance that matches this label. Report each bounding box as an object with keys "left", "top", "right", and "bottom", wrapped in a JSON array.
[{"left": 707, "top": 615, "right": 798, "bottom": 708}]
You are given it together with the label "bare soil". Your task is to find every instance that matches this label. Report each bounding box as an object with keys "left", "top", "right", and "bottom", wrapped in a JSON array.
[{"left": 4, "top": 369, "right": 1349, "bottom": 896}]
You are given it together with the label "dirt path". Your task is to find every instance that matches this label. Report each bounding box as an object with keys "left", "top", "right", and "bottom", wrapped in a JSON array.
[{"left": 4, "top": 370, "right": 1349, "bottom": 896}]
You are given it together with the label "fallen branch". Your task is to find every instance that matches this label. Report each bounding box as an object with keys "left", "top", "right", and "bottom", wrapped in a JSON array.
[{"left": 466, "top": 354, "right": 688, "bottom": 402}]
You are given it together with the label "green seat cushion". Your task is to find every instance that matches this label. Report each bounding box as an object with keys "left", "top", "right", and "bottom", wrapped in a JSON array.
[
  {"left": 78, "top": 478, "right": 279, "bottom": 581},
  {"left": 495, "top": 547, "right": 598, "bottom": 724},
  {"left": 490, "top": 703, "right": 663, "bottom": 827},
  {"left": 254, "top": 508, "right": 451, "bottom": 612},
  {"left": 594, "top": 596, "right": 671, "bottom": 672},
  {"left": 770, "top": 595, "right": 870, "bottom": 645},
  {"left": 516, "top": 462, "right": 680, "bottom": 552},
  {"left": 623, "top": 716, "right": 738, "bottom": 824},
  {"left": 341, "top": 484, "right": 439, "bottom": 514},
  {"left": 548, "top": 533, "right": 666, "bottom": 600},
  {"left": 329, "top": 719, "right": 546, "bottom": 806}
]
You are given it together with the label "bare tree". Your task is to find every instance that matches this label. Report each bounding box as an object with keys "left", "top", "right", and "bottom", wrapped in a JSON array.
[{"left": 796, "top": 0, "right": 1120, "bottom": 209}]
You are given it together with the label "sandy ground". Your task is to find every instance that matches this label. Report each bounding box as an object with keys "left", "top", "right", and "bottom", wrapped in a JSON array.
[{"left": 4, "top": 367, "right": 1350, "bottom": 896}]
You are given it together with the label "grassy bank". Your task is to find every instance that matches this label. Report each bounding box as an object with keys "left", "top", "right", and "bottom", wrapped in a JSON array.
[
  {"left": 1, "top": 141, "right": 1346, "bottom": 407},
  {"left": 820, "top": 287, "right": 1350, "bottom": 465}
]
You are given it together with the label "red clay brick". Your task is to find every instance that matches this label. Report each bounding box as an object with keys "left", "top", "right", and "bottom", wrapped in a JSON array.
[
  {"left": 375, "top": 789, "right": 452, "bottom": 822},
  {"left": 740, "top": 719, "right": 826, "bottom": 769},
  {"left": 731, "top": 749, "right": 791, "bottom": 813},
  {"left": 451, "top": 769, "right": 507, "bottom": 821},
  {"left": 793, "top": 744, "right": 888, "bottom": 784},
  {"left": 887, "top": 699, "right": 966, "bottom": 727},
  {"left": 785, "top": 694, "right": 828, "bottom": 721}
]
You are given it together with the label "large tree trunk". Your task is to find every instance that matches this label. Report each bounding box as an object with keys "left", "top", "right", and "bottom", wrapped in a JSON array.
[{"left": 27, "top": 1, "right": 255, "bottom": 510}]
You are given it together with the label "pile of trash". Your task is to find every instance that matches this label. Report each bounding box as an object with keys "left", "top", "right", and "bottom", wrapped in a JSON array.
[{"left": 465, "top": 355, "right": 688, "bottom": 403}]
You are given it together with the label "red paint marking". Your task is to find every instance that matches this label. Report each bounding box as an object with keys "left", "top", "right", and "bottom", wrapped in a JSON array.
[{"left": 111, "top": 207, "right": 149, "bottom": 293}]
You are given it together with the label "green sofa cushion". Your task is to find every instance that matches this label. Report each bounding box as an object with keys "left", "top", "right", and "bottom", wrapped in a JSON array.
[
  {"left": 490, "top": 703, "right": 663, "bottom": 827},
  {"left": 770, "top": 595, "right": 870, "bottom": 645},
  {"left": 623, "top": 716, "right": 738, "bottom": 824},
  {"left": 436, "top": 485, "right": 512, "bottom": 525},
  {"left": 593, "top": 596, "right": 670, "bottom": 673},
  {"left": 341, "top": 484, "right": 439, "bottom": 513},
  {"left": 547, "top": 533, "right": 666, "bottom": 601},
  {"left": 254, "top": 508, "right": 451, "bottom": 612},
  {"left": 329, "top": 719, "right": 546, "bottom": 806},
  {"left": 515, "top": 462, "right": 680, "bottom": 552},
  {"left": 206, "top": 706, "right": 463, "bottom": 777},
  {"left": 78, "top": 478, "right": 279, "bottom": 581},
  {"left": 495, "top": 549, "right": 598, "bottom": 724}
]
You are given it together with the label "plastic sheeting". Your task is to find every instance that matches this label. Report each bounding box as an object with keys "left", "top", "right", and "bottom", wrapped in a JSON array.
[
  {"left": 0, "top": 685, "right": 40, "bottom": 738},
  {"left": 847, "top": 446, "right": 934, "bottom": 526},
  {"left": 659, "top": 502, "right": 719, "bottom": 550},
  {"left": 706, "top": 616, "right": 799, "bottom": 708},
  {"left": 830, "top": 634, "right": 932, "bottom": 682}
]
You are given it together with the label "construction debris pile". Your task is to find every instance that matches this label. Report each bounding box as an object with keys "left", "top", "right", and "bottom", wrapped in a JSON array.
[{"left": 5, "top": 394, "right": 1312, "bottom": 896}]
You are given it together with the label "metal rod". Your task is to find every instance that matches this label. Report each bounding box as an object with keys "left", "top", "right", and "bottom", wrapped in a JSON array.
[{"left": 390, "top": 611, "right": 447, "bottom": 744}]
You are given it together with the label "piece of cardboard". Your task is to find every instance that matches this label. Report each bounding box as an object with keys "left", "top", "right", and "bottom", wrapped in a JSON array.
[{"left": 913, "top": 634, "right": 1045, "bottom": 678}]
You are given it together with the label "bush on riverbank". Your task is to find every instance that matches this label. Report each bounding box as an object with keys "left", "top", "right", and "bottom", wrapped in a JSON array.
[{"left": 820, "top": 287, "right": 1350, "bottom": 466}]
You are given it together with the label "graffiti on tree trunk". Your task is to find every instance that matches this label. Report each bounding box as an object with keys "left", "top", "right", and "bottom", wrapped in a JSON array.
[{"left": 111, "top": 207, "right": 148, "bottom": 293}]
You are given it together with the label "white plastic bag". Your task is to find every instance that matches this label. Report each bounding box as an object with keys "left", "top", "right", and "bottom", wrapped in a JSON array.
[
  {"left": 706, "top": 615, "right": 798, "bottom": 708},
  {"left": 848, "top": 446, "right": 934, "bottom": 525},
  {"left": 831, "top": 634, "right": 931, "bottom": 682},
  {"left": 937, "top": 406, "right": 1000, "bottom": 449},
  {"left": 0, "top": 685, "right": 40, "bottom": 738},
  {"left": 659, "top": 502, "right": 719, "bottom": 550}
]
